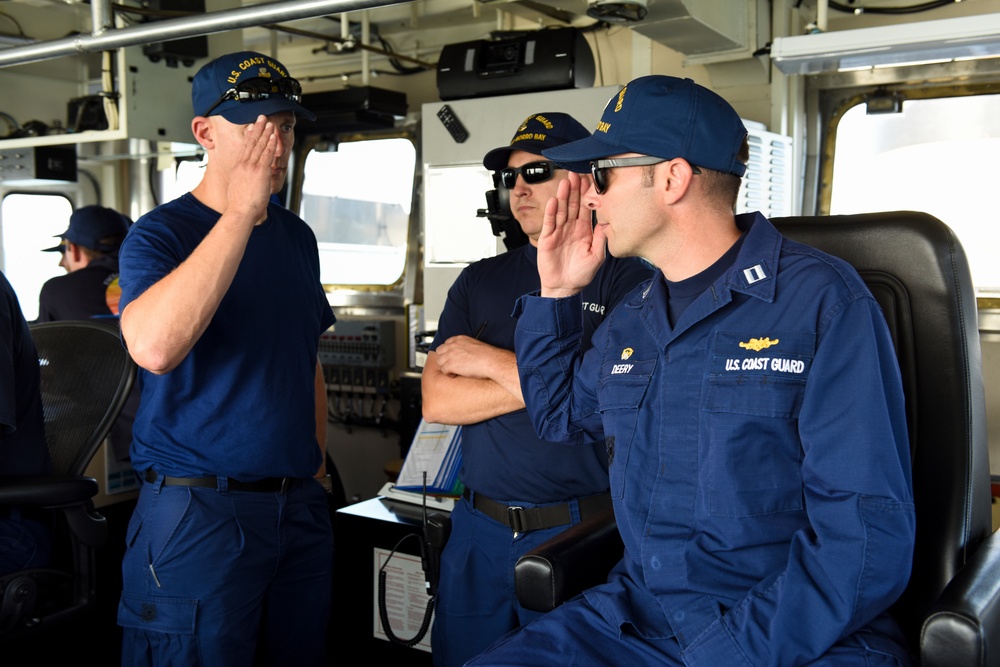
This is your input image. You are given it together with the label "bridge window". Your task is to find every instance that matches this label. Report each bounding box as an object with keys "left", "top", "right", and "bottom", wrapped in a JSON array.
[
  {"left": 299, "top": 137, "right": 415, "bottom": 287},
  {"left": 830, "top": 93, "right": 1000, "bottom": 295},
  {"left": 0, "top": 193, "right": 72, "bottom": 320}
]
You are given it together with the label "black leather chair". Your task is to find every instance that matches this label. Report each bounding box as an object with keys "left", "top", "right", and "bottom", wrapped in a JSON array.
[
  {"left": 0, "top": 320, "right": 136, "bottom": 641},
  {"left": 514, "top": 211, "right": 1000, "bottom": 666}
]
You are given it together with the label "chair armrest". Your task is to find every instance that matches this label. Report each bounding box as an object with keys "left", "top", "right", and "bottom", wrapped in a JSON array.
[
  {"left": 921, "top": 528, "right": 1000, "bottom": 667},
  {"left": 514, "top": 508, "right": 623, "bottom": 613},
  {"left": 0, "top": 475, "right": 106, "bottom": 547},
  {"left": 0, "top": 475, "right": 99, "bottom": 507}
]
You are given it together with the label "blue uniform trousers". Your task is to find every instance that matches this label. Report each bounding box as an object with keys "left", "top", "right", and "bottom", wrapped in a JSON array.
[
  {"left": 466, "top": 595, "right": 910, "bottom": 666},
  {"left": 118, "top": 476, "right": 332, "bottom": 666},
  {"left": 432, "top": 494, "right": 592, "bottom": 667}
]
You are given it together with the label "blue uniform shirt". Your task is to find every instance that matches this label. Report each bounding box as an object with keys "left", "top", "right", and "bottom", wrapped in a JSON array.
[
  {"left": 514, "top": 213, "right": 916, "bottom": 665},
  {"left": 119, "top": 194, "right": 335, "bottom": 480},
  {"left": 431, "top": 243, "right": 651, "bottom": 503}
]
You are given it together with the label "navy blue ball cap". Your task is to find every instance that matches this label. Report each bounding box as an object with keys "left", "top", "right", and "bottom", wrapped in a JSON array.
[
  {"left": 483, "top": 112, "right": 592, "bottom": 171},
  {"left": 191, "top": 51, "right": 316, "bottom": 123},
  {"left": 43, "top": 205, "right": 132, "bottom": 252},
  {"left": 543, "top": 76, "right": 748, "bottom": 177}
]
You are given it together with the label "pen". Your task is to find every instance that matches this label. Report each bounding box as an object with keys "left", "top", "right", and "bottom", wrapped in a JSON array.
[{"left": 474, "top": 320, "right": 488, "bottom": 339}]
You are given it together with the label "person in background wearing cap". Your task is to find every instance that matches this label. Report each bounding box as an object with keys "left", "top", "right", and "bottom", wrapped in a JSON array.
[
  {"left": 36, "top": 204, "right": 131, "bottom": 323},
  {"left": 115, "top": 51, "right": 336, "bottom": 667},
  {"left": 469, "top": 76, "right": 915, "bottom": 666},
  {"left": 422, "top": 112, "right": 651, "bottom": 667},
  {"left": 36, "top": 205, "right": 138, "bottom": 465}
]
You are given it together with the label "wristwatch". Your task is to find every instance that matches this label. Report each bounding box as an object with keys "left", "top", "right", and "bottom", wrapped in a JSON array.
[{"left": 316, "top": 474, "right": 334, "bottom": 494}]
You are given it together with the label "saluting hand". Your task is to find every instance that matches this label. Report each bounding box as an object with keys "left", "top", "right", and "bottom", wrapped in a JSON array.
[
  {"left": 225, "top": 115, "right": 278, "bottom": 226},
  {"left": 537, "top": 171, "right": 606, "bottom": 298}
]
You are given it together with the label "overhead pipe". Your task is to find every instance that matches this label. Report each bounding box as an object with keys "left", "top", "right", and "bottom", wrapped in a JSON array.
[
  {"left": 0, "top": 0, "right": 406, "bottom": 69},
  {"left": 91, "top": 0, "right": 113, "bottom": 37},
  {"left": 92, "top": 0, "right": 118, "bottom": 128},
  {"left": 817, "top": 0, "right": 828, "bottom": 33}
]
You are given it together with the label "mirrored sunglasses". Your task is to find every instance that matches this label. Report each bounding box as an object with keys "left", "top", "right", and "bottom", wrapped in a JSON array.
[{"left": 499, "top": 160, "right": 555, "bottom": 189}]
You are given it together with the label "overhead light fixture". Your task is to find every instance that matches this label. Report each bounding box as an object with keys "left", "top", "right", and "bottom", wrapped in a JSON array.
[
  {"left": 865, "top": 89, "right": 903, "bottom": 115},
  {"left": 770, "top": 13, "right": 1000, "bottom": 75}
]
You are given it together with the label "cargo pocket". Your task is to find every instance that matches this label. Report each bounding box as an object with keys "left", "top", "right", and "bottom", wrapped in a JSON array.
[
  {"left": 119, "top": 593, "right": 201, "bottom": 665},
  {"left": 118, "top": 592, "right": 198, "bottom": 635}
]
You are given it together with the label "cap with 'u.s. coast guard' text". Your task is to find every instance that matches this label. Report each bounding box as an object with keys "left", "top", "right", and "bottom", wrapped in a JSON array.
[
  {"left": 482, "top": 112, "right": 591, "bottom": 171},
  {"left": 191, "top": 51, "right": 316, "bottom": 124},
  {"left": 542, "top": 75, "right": 748, "bottom": 177}
]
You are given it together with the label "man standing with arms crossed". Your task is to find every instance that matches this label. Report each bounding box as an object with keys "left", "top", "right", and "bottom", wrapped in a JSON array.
[
  {"left": 423, "top": 111, "right": 651, "bottom": 667},
  {"left": 116, "top": 51, "right": 336, "bottom": 666}
]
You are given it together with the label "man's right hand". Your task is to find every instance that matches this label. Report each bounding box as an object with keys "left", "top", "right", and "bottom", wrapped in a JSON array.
[
  {"left": 538, "top": 171, "right": 606, "bottom": 298},
  {"left": 225, "top": 115, "right": 278, "bottom": 227}
]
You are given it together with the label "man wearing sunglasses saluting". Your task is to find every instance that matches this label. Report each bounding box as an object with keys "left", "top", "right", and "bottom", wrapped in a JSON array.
[
  {"left": 470, "top": 76, "right": 915, "bottom": 667},
  {"left": 422, "top": 112, "right": 651, "bottom": 667},
  {"left": 116, "top": 51, "right": 336, "bottom": 666}
]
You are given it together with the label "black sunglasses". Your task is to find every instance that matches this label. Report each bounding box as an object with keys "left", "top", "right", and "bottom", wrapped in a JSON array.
[
  {"left": 202, "top": 77, "right": 304, "bottom": 118},
  {"left": 590, "top": 156, "right": 701, "bottom": 194},
  {"left": 499, "top": 160, "right": 556, "bottom": 189}
]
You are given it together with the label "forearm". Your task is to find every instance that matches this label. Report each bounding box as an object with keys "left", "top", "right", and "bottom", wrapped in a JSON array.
[
  {"left": 540, "top": 285, "right": 584, "bottom": 298},
  {"left": 683, "top": 495, "right": 914, "bottom": 666},
  {"left": 471, "top": 345, "right": 523, "bottom": 402},
  {"left": 121, "top": 214, "right": 253, "bottom": 374},
  {"left": 422, "top": 352, "right": 524, "bottom": 425},
  {"left": 314, "top": 359, "right": 327, "bottom": 476},
  {"left": 514, "top": 294, "right": 603, "bottom": 443}
]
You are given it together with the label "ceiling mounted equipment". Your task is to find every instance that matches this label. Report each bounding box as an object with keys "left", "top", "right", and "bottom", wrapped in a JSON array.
[{"left": 436, "top": 27, "right": 595, "bottom": 101}]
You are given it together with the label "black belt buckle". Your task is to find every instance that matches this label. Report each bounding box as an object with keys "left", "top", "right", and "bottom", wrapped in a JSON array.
[
  {"left": 507, "top": 505, "right": 525, "bottom": 537},
  {"left": 280, "top": 477, "right": 292, "bottom": 494}
]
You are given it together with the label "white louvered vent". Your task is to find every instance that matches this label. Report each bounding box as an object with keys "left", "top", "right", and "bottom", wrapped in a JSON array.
[{"left": 738, "top": 123, "right": 793, "bottom": 219}]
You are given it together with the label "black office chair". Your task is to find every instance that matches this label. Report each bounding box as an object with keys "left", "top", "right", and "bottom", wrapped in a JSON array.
[
  {"left": 514, "top": 211, "right": 1000, "bottom": 666},
  {"left": 0, "top": 320, "right": 136, "bottom": 641}
]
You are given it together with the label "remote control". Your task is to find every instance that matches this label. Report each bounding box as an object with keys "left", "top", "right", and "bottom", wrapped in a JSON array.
[{"left": 437, "top": 104, "right": 469, "bottom": 143}]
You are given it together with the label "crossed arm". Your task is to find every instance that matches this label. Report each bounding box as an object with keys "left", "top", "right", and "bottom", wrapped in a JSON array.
[
  {"left": 422, "top": 172, "right": 606, "bottom": 426},
  {"left": 422, "top": 337, "right": 524, "bottom": 425}
]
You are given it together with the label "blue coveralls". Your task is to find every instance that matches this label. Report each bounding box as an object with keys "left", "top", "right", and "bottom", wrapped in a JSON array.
[
  {"left": 116, "top": 194, "right": 336, "bottom": 666},
  {"left": 470, "top": 213, "right": 916, "bottom": 666},
  {"left": 429, "top": 242, "right": 650, "bottom": 667}
]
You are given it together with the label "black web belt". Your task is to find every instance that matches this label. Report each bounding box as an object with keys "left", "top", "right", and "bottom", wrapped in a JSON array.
[
  {"left": 464, "top": 488, "right": 612, "bottom": 536},
  {"left": 145, "top": 470, "right": 300, "bottom": 493}
]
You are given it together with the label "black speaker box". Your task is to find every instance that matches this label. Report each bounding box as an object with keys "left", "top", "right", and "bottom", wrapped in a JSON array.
[
  {"left": 436, "top": 28, "right": 595, "bottom": 101},
  {"left": 298, "top": 87, "right": 408, "bottom": 137}
]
